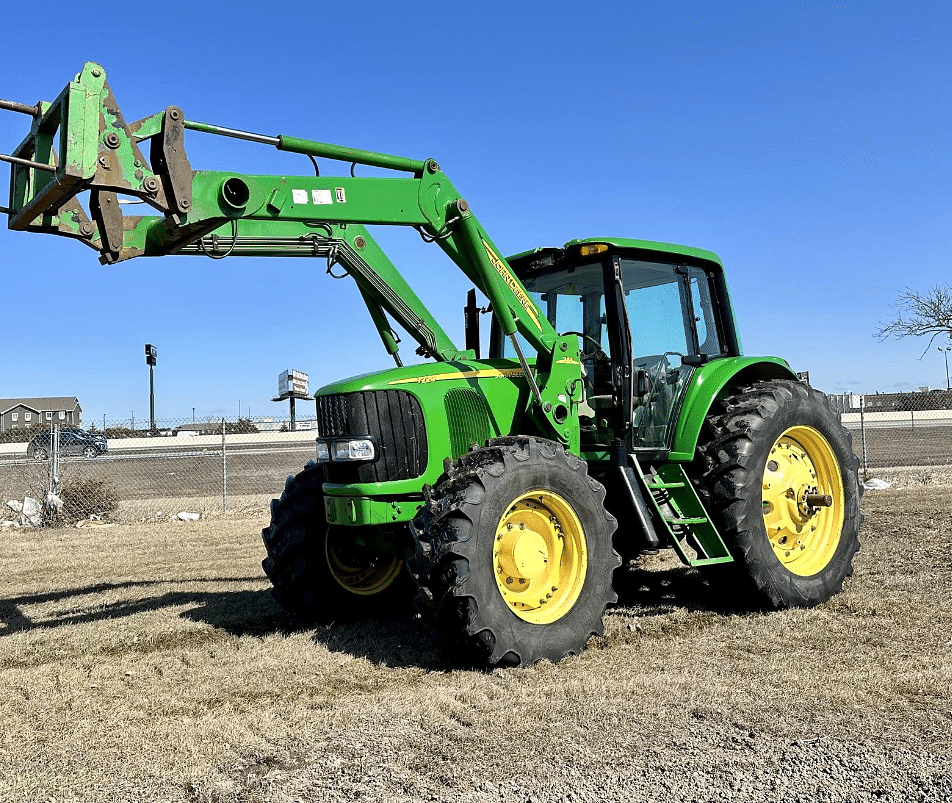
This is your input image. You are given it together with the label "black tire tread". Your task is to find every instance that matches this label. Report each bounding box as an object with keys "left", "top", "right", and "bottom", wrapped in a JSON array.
[
  {"left": 261, "top": 461, "right": 412, "bottom": 623},
  {"left": 409, "top": 437, "right": 620, "bottom": 666},
  {"left": 697, "top": 379, "right": 863, "bottom": 608}
]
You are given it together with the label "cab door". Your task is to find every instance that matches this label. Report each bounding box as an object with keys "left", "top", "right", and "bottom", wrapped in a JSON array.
[{"left": 618, "top": 259, "right": 725, "bottom": 450}]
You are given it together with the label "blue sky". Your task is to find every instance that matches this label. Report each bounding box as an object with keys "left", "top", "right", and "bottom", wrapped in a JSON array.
[{"left": 1, "top": 2, "right": 950, "bottom": 424}]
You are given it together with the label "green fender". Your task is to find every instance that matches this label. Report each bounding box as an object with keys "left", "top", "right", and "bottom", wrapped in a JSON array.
[{"left": 667, "top": 356, "right": 799, "bottom": 462}]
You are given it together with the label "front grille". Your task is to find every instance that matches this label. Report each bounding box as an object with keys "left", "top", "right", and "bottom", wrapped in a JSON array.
[
  {"left": 444, "top": 388, "right": 493, "bottom": 457},
  {"left": 316, "top": 391, "right": 427, "bottom": 484}
]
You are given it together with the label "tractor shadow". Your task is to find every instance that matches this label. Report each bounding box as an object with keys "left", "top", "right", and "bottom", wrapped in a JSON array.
[
  {"left": 0, "top": 578, "right": 453, "bottom": 669},
  {"left": 0, "top": 579, "right": 286, "bottom": 639},
  {"left": 0, "top": 564, "right": 754, "bottom": 670},
  {"left": 306, "top": 614, "right": 458, "bottom": 670},
  {"left": 611, "top": 559, "right": 754, "bottom": 618}
]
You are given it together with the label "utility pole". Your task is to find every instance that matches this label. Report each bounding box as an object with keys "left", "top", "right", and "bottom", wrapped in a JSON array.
[{"left": 145, "top": 344, "right": 157, "bottom": 432}]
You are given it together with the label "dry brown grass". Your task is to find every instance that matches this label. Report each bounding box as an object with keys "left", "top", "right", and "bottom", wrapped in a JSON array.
[{"left": 0, "top": 487, "right": 950, "bottom": 802}]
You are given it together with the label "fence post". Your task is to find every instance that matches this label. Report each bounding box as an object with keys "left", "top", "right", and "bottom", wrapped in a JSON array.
[
  {"left": 222, "top": 418, "right": 228, "bottom": 513},
  {"left": 859, "top": 396, "right": 869, "bottom": 478},
  {"left": 50, "top": 424, "right": 60, "bottom": 498}
]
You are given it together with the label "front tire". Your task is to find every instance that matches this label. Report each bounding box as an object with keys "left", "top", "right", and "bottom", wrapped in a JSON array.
[
  {"left": 698, "top": 379, "right": 862, "bottom": 608},
  {"left": 410, "top": 437, "right": 620, "bottom": 666},
  {"left": 261, "top": 462, "right": 414, "bottom": 623}
]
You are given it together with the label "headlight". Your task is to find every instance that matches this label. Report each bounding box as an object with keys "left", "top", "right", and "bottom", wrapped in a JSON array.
[
  {"left": 316, "top": 437, "right": 376, "bottom": 463},
  {"left": 332, "top": 439, "right": 376, "bottom": 461}
]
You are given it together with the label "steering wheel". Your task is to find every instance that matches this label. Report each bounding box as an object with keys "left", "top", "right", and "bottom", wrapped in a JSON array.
[{"left": 563, "top": 331, "right": 610, "bottom": 364}]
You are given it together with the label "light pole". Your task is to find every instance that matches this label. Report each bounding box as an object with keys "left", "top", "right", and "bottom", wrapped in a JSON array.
[
  {"left": 940, "top": 346, "right": 951, "bottom": 391},
  {"left": 145, "top": 344, "right": 157, "bottom": 432}
]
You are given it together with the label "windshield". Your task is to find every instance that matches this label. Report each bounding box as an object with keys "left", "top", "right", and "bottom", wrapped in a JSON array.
[{"left": 503, "top": 262, "right": 607, "bottom": 353}]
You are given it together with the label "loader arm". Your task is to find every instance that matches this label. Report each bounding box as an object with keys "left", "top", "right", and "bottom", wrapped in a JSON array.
[{"left": 0, "top": 61, "right": 581, "bottom": 448}]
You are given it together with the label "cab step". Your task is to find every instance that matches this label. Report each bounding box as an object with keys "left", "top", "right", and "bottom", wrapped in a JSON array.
[{"left": 632, "top": 459, "right": 733, "bottom": 568}]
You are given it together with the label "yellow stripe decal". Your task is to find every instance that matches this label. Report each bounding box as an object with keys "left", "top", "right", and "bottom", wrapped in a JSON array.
[
  {"left": 388, "top": 367, "right": 526, "bottom": 386},
  {"left": 480, "top": 238, "right": 542, "bottom": 331}
]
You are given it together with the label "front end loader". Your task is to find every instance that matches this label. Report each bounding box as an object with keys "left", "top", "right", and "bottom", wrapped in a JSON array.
[{"left": 1, "top": 63, "right": 862, "bottom": 666}]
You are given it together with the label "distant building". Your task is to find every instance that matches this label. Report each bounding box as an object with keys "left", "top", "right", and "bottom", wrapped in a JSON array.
[{"left": 0, "top": 396, "right": 82, "bottom": 433}]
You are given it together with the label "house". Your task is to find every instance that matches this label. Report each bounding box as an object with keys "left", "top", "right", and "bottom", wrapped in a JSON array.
[{"left": 0, "top": 397, "right": 82, "bottom": 434}]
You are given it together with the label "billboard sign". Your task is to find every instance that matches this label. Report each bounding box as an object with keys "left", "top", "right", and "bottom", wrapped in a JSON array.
[{"left": 278, "top": 369, "right": 309, "bottom": 397}]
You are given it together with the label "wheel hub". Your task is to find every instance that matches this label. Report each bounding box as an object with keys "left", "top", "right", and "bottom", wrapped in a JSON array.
[
  {"left": 497, "top": 525, "right": 549, "bottom": 580},
  {"left": 493, "top": 490, "right": 588, "bottom": 625},
  {"left": 761, "top": 427, "right": 844, "bottom": 576},
  {"left": 325, "top": 530, "right": 404, "bottom": 596}
]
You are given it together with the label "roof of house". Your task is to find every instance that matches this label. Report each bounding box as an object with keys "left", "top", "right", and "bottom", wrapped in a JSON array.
[{"left": 0, "top": 397, "right": 81, "bottom": 415}]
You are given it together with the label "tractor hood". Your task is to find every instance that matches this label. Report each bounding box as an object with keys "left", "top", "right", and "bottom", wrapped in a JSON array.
[{"left": 314, "top": 359, "right": 529, "bottom": 397}]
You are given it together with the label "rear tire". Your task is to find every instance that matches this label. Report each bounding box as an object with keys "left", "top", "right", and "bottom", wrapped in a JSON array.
[
  {"left": 697, "top": 380, "right": 862, "bottom": 608},
  {"left": 261, "top": 462, "right": 414, "bottom": 623},
  {"left": 410, "top": 437, "right": 619, "bottom": 666}
]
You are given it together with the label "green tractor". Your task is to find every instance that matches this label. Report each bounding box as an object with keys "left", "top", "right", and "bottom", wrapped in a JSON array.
[{"left": 1, "top": 63, "right": 862, "bottom": 666}]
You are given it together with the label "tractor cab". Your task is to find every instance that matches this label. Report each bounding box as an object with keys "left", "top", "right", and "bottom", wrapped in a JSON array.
[{"left": 497, "top": 239, "right": 741, "bottom": 454}]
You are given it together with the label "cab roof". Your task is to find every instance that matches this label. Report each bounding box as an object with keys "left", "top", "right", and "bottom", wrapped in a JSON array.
[{"left": 507, "top": 237, "right": 724, "bottom": 273}]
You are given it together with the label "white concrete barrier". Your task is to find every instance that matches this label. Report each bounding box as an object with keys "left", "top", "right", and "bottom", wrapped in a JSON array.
[{"left": 0, "top": 427, "right": 318, "bottom": 457}]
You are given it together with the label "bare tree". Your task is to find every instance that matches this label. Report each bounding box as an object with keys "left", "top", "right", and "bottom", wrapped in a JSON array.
[{"left": 876, "top": 285, "right": 952, "bottom": 354}]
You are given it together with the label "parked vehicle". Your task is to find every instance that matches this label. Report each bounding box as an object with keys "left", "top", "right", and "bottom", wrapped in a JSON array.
[{"left": 27, "top": 428, "right": 108, "bottom": 460}]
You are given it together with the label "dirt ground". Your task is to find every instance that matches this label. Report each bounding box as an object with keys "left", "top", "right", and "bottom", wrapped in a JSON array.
[{"left": 0, "top": 486, "right": 949, "bottom": 802}]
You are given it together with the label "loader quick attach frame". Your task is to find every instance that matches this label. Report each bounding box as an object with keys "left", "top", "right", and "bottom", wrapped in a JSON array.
[{"left": 1, "top": 62, "right": 581, "bottom": 450}]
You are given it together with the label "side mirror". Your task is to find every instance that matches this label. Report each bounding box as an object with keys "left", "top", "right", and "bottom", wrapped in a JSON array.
[
  {"left": 681, "top": 354, "right": 710, "bottom": 367},
  {"left": 635, "top": 367, "right": 649, "bottom": 400}
]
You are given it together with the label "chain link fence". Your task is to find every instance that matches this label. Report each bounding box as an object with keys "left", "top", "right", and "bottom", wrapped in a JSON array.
[
  {"left": 0, "top": 417, "right": 319, "bottom": 528},
  {"left": 832, "top": 390, "right": 952, "bottom": 484},
  {"left": 2, "top": 391, "right": 951, "bottom": 529}
]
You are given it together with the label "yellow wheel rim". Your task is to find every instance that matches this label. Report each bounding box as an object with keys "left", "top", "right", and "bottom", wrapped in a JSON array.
[
  {"left": 761, "top": 426, "right": 844, "bottom": 577},
  {"left": 493, "top": 490, "right": 588, "bottom": 625},
  {"left": 325, "top": 530, "right": 404, "bottom": 596}
]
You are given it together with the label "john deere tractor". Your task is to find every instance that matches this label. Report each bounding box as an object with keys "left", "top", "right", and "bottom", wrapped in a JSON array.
[{"left": 1, "top": 64, "right": 862, "bottom": 666}]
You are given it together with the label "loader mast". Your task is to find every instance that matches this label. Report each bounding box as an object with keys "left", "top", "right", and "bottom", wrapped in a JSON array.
[{"left": 0, "top": 62, "right": 581, "bottom": 449}]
